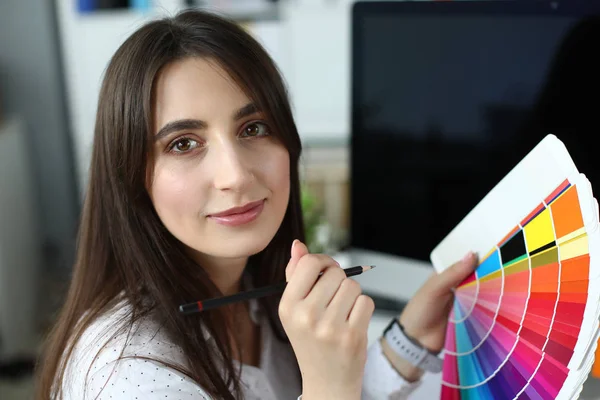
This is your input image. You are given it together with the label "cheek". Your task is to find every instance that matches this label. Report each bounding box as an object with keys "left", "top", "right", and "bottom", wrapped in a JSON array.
[
  {"left": 261, "top": 146, "right": 291, "bottom": 199},
  {"left": 150, "top": 164, "right": 203, "bottom": 218}
]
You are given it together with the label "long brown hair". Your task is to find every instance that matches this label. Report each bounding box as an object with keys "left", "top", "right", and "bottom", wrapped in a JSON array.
[{"left": 35, "top": 9, "right": 304, "bottom": 400}]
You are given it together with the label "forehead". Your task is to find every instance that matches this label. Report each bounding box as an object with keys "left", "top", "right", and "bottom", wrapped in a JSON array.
[{"left": 152, "top": 57, "right": 250, "bottom": 128}]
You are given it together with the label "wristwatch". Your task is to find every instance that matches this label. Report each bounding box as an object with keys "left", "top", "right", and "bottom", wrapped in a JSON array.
[{"left": 382, "top": 318, "right": 443, "bottom": 373}]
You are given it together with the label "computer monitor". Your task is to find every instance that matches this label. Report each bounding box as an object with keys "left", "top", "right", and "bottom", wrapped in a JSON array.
[{"left": 350, "top": 0, "right": 600, "bottom": 264}]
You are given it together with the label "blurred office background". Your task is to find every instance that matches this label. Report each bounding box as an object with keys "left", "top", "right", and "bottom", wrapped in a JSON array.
[{"left": 1, "top": 0, "right": 600, "bottom": 399}]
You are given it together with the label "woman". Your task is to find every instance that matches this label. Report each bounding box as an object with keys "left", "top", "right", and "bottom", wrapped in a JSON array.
[{"left": 35, "top": 9, "right": 476, "bottom": 400}]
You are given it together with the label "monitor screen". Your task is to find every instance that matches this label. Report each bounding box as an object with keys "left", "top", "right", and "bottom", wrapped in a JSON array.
[{"left": 350, "top": 0, "right": 600, "bottom": 263}]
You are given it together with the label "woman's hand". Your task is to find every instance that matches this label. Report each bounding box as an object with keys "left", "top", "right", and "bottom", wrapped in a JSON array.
[
  {"left": 382, "top": 251, "right": 478, "bottom": 380},
  {"left": 279, "top": 240, "right": 374, "bottom": 400}
]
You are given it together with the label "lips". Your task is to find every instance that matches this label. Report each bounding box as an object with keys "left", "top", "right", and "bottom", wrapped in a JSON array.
[
  {"left": 209, "top": 200, "right": 265, "bottom": 217},
  {"left": 208, "top": 199, "right": 265, "bottom": 227}
]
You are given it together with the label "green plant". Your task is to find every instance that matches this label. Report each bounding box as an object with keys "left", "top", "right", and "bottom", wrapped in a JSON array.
[{"left": 300, "top": 184, "right": 325, "bottom": 253}]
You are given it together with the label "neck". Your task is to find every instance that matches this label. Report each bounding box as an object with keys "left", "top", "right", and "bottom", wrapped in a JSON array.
[
  {"left": 193, "top": 253, "right": 249, "bottom": 296},
  {"left": 192, "top": 251, "right": 261, "bottom": 366}
]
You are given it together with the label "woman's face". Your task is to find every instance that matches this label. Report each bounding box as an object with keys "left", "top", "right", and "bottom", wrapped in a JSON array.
[{"left": 149, "top": 57, "right": 290, "bottom": 263}]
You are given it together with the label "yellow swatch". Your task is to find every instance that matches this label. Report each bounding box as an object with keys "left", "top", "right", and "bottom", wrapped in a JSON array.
[
  {"left": 503, "top": 258, "right": 529, "bottom": 276},
  {"left": 524, "top": 208, "right": 554, "bottom": 252},
  {"left": 559, "top": 234, "right": 589, "bottom": 260}
]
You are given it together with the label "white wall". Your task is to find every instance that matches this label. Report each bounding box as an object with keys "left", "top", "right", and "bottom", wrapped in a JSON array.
[
  {"left": 55, "top": 0, "right": 353, "bottom": 190},
  {"left": 279, "top": 3, "right": 351, "bottom": 141},
  {"left": 55, "top": 0, "right": 181, "bottom": 190}
]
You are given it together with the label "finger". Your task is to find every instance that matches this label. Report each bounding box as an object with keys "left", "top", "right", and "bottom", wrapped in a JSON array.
[
  {"left": 324, "top": 278, "right": 362, "bottom": 324},
  {"left": 348, "top": 295, "right": 375, "bottom": 329},
  {"left": 304, "top": 266, "right": 346, "bottom": 309},
  {"left": 432, "top": 251, "right": 478, "bottom": 294},
  {"left": 285, "top": 239, "right": 309, "bottom": 282},
  {"left": 283, "top": 254, "right": 339, "bottom": 301}
]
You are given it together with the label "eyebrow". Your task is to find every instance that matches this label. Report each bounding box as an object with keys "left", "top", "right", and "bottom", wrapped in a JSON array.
[
  {"left": 154, "top": 102, "right": 261, "bottom": 142},
  {"left": 154, "top": 119, "right": 206, "bottom": 142},
  {"left": 234, "top": 103, "right": 260, "bottom": 120}
]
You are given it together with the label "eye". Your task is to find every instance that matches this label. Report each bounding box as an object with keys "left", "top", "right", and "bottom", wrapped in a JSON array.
[
  {"left": 168, "top": 137, "right": 201, "bottom": 154},
  {"left": 240, "top": 122, "right": 270, "bottom": 138}
]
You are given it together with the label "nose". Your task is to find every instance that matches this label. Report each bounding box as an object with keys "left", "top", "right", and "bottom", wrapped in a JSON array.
[{"left": 211, "top": 141, "right": 254, "bottom": 192}]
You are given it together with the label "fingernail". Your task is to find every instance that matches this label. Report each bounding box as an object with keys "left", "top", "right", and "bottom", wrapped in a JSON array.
[
  {"left": 461, "top": 251, "right": 474, "bottom": 263},
  {"left": 291, "top": 239, "right": 299, "bottom": 256}
]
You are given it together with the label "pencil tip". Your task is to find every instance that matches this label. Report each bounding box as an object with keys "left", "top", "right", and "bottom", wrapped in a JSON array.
[{"left": 370, "top": 265, "right": 376, "bottom": 269}]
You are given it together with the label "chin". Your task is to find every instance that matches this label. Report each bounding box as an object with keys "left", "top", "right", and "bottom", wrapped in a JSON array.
[
  {"left": 223, "top": 238, "right": 270, "bottom": 259},
  {"left": 206, "top": 206, "right": 286, "bottom": 259},
  {"left": 180, "top": 205, "right": 287, "bottom": 262},
  {"left": 201, "top": 229, "right": 277, "bottom": 259}
]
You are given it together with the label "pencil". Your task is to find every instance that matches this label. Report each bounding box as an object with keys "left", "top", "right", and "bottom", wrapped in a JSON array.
[{"left": 178, "top": 265, "right": 376, "bottom": 315}]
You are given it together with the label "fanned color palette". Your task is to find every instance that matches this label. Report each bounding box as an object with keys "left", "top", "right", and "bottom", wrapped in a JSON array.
[{"left": 431, "top": 135, "right": 600, "bottom": 400}]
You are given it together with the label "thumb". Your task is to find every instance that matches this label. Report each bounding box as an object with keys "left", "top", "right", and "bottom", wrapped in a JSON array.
[
  {"left": 433, "top": 251, "right": 478, "bottom": 294},
  {"left": 285, "top": 239, "right": 309, "bottom": 281}
]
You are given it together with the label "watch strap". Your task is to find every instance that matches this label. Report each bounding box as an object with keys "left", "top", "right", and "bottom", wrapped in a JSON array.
[{"left": 383, "top": 319, "right": 443, "bottom": 373}]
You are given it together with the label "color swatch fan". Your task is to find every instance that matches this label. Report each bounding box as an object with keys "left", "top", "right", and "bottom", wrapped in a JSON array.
[{"left": 430, "top": 134, "right": 600, "bottom": 400}]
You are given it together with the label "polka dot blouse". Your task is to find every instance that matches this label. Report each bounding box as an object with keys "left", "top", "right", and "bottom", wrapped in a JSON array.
[{"left": 59, "top": 298, "right": 419, "bottom": 399}]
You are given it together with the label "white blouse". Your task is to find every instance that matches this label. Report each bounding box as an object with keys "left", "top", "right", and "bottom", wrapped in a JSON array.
[{"left": 61, "top": 297, "right": 425, "bottom": 400}]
